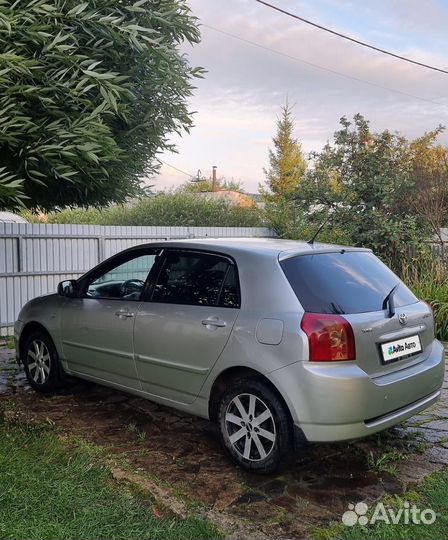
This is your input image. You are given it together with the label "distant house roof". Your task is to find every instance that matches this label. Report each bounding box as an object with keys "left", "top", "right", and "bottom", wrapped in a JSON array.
[
  {"left": 196, "top": 190, "right": 256, "bottom": 207},
  {"left": 0, "top": 211, "right": 28, "bottom": 223}
]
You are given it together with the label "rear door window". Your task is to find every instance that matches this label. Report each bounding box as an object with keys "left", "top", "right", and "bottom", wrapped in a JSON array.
[
  {"left": 152, "top": 251, "right": 240, "bottom": 307},
  {"left": 219, "top": 265, "right": 240, "bottom": 308},
  {"left": 280, "top": 251, "right": 418, "bottom": 314}
]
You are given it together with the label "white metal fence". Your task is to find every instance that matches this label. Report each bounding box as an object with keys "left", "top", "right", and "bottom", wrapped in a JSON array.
[{"left": 0, "top": 223, "right": 276, "bottom": 335}]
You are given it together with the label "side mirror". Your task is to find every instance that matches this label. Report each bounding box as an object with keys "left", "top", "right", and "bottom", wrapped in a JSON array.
[{"left": 57, "top": 279, "right": 78, "bottom": 298}]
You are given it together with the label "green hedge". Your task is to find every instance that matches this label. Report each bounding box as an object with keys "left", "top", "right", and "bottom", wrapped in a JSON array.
[{"left": 24, "top": 193, "right": 263, "bottom": 227}]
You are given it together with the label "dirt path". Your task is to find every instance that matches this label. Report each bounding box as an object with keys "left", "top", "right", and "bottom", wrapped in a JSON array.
[{"left": 1, "top": 344, "right": 447, "bottom": 539}]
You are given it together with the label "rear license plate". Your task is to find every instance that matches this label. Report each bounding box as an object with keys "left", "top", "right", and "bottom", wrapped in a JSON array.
[{"left": 380, "top": 335, "right": 422, "bottom": 364}]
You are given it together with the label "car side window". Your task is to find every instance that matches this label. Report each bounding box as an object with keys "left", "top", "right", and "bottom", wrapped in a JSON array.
[
  {"left": 219, "top": 265, "right": 240, "bottom": 308},
  {"left": 86, "top": 253, "right": 157, "bottom": 301},
  {"left": 152, "top": 251, "right": 240, "bottom": 308}
]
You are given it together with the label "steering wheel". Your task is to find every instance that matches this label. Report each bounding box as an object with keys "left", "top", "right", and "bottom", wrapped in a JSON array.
[{"left": 120, "top": 279, "right": 145, "bottom": 297}]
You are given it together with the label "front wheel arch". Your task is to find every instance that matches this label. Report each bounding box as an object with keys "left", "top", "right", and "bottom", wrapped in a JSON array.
[
  {"left": 22, "top": 326, "right": 67, "bottom": 392},
  {"left": 19, "top": 321, "right": 55, "bottom": 363}
]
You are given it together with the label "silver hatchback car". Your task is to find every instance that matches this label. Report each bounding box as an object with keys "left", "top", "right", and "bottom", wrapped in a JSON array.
[{"left": 15, "top": 238, "right": 445, "bottom": 472}]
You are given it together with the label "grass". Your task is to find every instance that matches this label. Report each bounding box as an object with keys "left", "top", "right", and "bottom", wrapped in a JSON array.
[
  {"left": 362, "top": 428, "right": 428, "bottom": 472},
  {"left": 0, "top": 418, "right": 220, "bottom": 540},
  {"left": 4, "top": 336, "right": 15, "bottom": 349},
  {"left": 126, "top": 421, "right": 147, "bottom": 441},
  {"left": 312, "top": 470, "right": 448, "bottom": 540},
  {"left": 366, "top": 449, "right": 405, "bottom": 476}
]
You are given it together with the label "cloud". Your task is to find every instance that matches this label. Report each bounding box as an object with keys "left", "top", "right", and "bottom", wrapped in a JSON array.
[{"left": 154, "top": 0, "right": 448, "bottom": 193}]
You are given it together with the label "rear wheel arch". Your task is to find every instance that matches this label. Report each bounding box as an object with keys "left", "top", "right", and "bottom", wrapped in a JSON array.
[
  {"left": 208, "top": 366, "right": 294, "bottom": 428},
  {"left": 214, "top": 372, "right": 298, "bottom": 472}
]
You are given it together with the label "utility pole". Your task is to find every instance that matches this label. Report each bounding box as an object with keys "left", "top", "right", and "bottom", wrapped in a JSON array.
[{"left": 212, "top": 166, "right": 217, "bottom": 192}]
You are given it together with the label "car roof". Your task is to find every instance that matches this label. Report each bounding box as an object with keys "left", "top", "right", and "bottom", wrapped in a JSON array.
[{"left": 137, "top": 237, "right": 369, "bottom": 259}]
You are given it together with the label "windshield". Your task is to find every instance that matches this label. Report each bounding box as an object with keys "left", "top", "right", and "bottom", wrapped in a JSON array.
[{"left": 280, "top": 251, "right": 418, "bottom": 314}]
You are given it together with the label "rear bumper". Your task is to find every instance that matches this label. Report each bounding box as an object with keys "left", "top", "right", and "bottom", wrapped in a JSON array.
[
  {"left": 300, "top": 389, "right": 441, "bottom": 442},
  {"left": 270, "top": 339, "right": 445, "bottom": 442}
]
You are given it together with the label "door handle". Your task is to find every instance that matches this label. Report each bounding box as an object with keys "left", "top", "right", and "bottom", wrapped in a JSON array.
[
  {"left": 115, "top": 309, "right": 135, "bottom": 319},
  {"left": 201, "top": 318, "right": 226, "bottom": 328}
]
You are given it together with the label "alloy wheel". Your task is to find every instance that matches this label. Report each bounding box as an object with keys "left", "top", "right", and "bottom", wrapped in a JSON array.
[
  {"left": 225, "top": 393, "right": 276, "bottom": 461},
  {"left": 27, "top": 339, "right": 51, "bottom": 384}
]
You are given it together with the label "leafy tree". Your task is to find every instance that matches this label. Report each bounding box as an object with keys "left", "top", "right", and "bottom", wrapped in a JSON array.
[
  {"left": 262, "top": 102, "right": 307, "bottom": 200},
  {"left": 0, "top": 168, "right": 27, "bottom": 208},
  {"left": 407, "top": 128, "right": 448, "bottom": 248},
  {"left": 299, "top": 114, "right": 428, "bottom": 268},
  {"left": 0, "top": 0, "right": 203, "bottom": 210}
]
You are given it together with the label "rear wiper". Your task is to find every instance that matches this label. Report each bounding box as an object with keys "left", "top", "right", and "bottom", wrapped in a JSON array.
[{"left": 382, "top": 283, "right": 399, "bottom": 318}]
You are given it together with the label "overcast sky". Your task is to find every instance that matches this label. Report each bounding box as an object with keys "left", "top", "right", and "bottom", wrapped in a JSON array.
[{"left": 154, "top": 0, "right": 448, "bottom": 193}]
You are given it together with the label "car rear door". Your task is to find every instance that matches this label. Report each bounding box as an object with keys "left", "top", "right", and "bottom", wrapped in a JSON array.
[
  {"left": 61, "top": 249, "right": 160, "bottom": 389},
  {"left": 280, "top": 249, "right": 434, "bottom": 377},
  {"left": 133, "top": 249, "right": 240, "bottom": 404}
]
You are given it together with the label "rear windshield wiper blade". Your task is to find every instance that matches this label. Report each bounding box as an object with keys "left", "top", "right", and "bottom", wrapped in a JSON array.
[{"left": 382, "top": 283, "right": 400, "bottom": 318}]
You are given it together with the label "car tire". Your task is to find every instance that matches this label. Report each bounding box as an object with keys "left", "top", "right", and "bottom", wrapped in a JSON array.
[
  {"left": 23, "top": 330, "right": 64, "bottom": 393},
  {"left": 217, "top": 378, "right": 293, "bottom": 473}
]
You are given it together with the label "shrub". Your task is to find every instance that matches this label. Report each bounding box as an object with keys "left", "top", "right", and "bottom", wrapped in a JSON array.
[
  {"left": 297, "top": 115, "right": 431, "bottom": 269},
  {"left": 25, "top": 193, "right": 264, "bottom": 227},
  {"left": 399, "top": 256, "right": 448, "bottom": 342}
]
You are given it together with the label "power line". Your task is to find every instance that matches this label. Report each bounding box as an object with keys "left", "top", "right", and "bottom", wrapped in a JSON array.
[
  {"left": 254, "top": 0, "right": 448, "bottom": 76},
  {"left": 204, "top": 24, "right": 446, "bottom": 109},
  {"left": 158, "top": 159, "right": 193, "bottom": 177}
]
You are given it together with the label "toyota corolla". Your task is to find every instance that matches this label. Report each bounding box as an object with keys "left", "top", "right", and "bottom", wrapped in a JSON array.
[{"left": 15, "top": 238, "right": 445, "bottom": 472}]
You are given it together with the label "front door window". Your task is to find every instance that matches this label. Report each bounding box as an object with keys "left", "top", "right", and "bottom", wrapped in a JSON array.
[{"left": 86, "top": 253, "right": 157, "bottom": 301}]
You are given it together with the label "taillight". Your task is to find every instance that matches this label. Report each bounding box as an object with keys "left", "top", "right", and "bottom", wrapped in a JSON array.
[{"left": 301, "top": 313, "right": 356, "bottom": 362}]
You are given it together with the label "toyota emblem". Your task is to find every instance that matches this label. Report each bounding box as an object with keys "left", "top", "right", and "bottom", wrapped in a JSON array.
[{"left": 398, "top": 313, "right": 407, "bottom": 325}]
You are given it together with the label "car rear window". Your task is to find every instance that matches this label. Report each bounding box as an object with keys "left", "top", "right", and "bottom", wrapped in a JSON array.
[{"left": 280, "top": 251, "right": 418, "bottom": 314}]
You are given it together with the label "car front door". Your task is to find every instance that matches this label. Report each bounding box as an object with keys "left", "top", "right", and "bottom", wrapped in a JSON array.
[
  {"left": 61, "top": 249, "right": 160, "bottom": 389},
  {"left": 133, "top": 249, "right": 240, "bottom": 404}
]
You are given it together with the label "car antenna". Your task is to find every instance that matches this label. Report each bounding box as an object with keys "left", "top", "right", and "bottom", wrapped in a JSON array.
[{"left": 307, "top": 213, "right": 332, "bottom": 245}]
